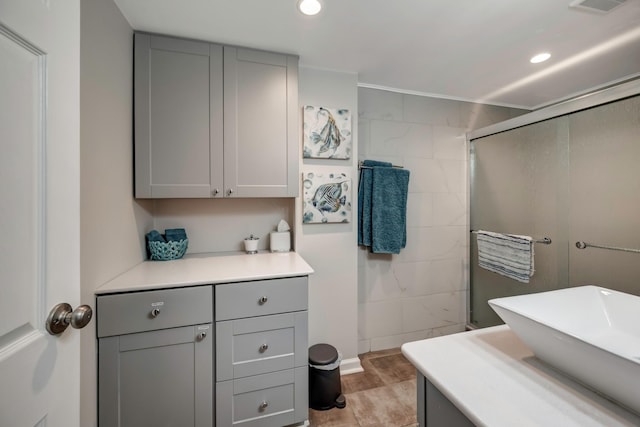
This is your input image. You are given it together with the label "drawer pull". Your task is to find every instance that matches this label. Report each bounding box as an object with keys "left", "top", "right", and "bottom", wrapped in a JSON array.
[
  {"left": 150, "top": 308, "right": 161, "bottom": 318},
  {"left": 259, "top": 343, "right": 269, "bottom": 353},
  {"left": 258, "top": 401, "right": 269, "bottom": 411},
  {"left": 258, "top": 296, "right": 268, "bottom": 305}
]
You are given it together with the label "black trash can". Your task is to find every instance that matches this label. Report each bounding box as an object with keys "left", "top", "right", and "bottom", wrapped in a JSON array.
[{"left": 308, "top": 343, "right": 346, "bottom": 410}]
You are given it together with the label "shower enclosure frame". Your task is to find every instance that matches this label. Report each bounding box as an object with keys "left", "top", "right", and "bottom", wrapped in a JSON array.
[{"left": 466, "top": 78, "right": 640, "bottom": 329}]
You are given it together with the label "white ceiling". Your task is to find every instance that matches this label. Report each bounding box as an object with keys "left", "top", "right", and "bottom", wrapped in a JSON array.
[{"left": 114, "top": 0, "right": 640, "bottom": 109}]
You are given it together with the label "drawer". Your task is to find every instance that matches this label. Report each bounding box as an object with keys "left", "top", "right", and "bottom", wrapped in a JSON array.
[
  {"left": 97, "top": 286, "right": 213, "bottom": 337},
  {"left": 216, "top": 366, "right": 308, "bottom": 427},
  {"left": 216, "top": 312, "right": 308, "bottom": 381},
  {"left": 215, "top": 276, "right": 307, "bottom": 321}
]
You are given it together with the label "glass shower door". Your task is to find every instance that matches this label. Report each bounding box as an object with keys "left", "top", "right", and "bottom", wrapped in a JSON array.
[{"left": 469, "top": 117, "right": 570, "bottom": 328}]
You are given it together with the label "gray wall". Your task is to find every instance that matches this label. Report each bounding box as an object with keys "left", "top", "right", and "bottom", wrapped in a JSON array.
[
  {"left": 79, "top": 0, "right": 151, "bottom": 425},
  {"left": 357, "top": 87, "right": 527, "bottom": 352},
  {"left": 296, "top": 67, "right": 361, "bottom": 371}
]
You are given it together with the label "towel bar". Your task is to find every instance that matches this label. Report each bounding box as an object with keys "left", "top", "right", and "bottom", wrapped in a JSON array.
[
  {"left": 575, "top": 241, "right": 640, "bottom": 254},
  {"left": 470, "top": 230, "right": 551, "bottom": 245},
  {"left": 358, "top": 161, "right": 403, "bottom": 169}
]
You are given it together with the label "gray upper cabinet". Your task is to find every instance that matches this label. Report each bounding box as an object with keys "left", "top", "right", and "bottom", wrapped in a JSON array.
[
  {"left": 223, "top": 46, "right": 299, "bottom": 198},
  {"left": 134, "top": 33, "right": 223, "bottom": 198},
  {"left": 134, "top": 33, "right": 299, "bottom": 199}
]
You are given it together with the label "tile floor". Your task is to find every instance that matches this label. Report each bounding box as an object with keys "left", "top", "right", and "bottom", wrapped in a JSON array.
[{"left": 308, "top": 348, "right": 418, "bottom": 427}]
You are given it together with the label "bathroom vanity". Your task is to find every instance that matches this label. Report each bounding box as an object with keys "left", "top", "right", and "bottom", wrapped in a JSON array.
[
  {"left": 95, "top": 252, "right": 313, "bottom": 427},
  {"left": 402, "top": 326, "right": 640, "bottom": 427}
]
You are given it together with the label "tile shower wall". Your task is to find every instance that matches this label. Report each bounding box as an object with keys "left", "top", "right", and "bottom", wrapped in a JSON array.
[{"left": 357, "top": 87, "right": 527, "bottom": 352}]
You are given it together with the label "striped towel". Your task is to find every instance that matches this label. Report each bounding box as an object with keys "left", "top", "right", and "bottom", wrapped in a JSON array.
[{"left": 476, "top": 230, "right": 534, "bottom": 283}]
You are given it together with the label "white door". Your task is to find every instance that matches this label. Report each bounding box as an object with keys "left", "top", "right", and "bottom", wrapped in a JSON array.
[{"left": 0, "top": 1, "right": 82, "bottom": 426}]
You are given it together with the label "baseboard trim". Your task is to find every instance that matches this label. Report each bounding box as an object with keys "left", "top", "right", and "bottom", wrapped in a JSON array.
[{"left": 340, "top": 357, "right": 364, "bottom": 375}]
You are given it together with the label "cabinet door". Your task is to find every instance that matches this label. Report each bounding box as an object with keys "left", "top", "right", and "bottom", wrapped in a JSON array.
[
  {"left": 98, "top": 324, "right": 213, "bottom": 427},
  {"left": 223, "top": 46, "right": 299, "bottom": 197},
  {"left": 134, "top": 33, "right": 223, "bottom": 198}
]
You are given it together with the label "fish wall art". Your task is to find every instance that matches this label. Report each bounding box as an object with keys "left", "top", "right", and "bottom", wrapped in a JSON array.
[
  {"left": 303, "top": 106, "right": 352, "bottom": 159},
  {"left": 302, "top": 171, "right": 351, "bottom": 224}
]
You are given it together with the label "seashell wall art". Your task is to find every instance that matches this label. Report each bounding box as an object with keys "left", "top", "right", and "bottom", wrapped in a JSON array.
[
  {"left": 302, "top": 171, "right": 351, "bottom": 224},
  {"left": 303, "top": 105, "right": 352, "bottom": 159}
]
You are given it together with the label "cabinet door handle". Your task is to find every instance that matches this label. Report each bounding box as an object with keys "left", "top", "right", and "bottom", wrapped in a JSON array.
[
  {"left": 198, "top": 331, "right": 207, "bottom": 340},
  {"left": 258, "top": 296, "right": 268, "bottom": 305},
  {"left": 259, "top": 343, "right": 269, "bottom": 353},
  {"left": 258, "top": 401, "right": 268, "bottom": 411},
  {"left": 150, "top": 308, "right": 161, "bottom": 318},
  {"left": 227, "top": 188, "right": 233, "bottom": 195},
  {"left": 212, "top": 188, "right": 220, "bottom": 196}
]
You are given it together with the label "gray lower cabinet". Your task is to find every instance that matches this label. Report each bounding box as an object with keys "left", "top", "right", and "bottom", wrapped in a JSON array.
[
  {"left": 96, "top": 286, "right": 214, "bottom": 427},
  {"left": 97, "top": 277, "right": 309, "bottom": 426},
  {"left": 134, "top": 32, "right": 299, "bottom": 199},
  {"left": 215, "top": 277, "right": 309, "bottom": 427},
  {"left": 417, "top": 372, "right": 475, "bottom": 427}
]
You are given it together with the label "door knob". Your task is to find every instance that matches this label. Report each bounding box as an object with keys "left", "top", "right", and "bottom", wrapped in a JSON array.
[{"left": 46, "top": 303, "right": 93, "bottom": 335}]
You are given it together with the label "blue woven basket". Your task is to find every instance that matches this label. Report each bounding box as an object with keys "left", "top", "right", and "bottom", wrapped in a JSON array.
[{"left": 148, "top": 239, "right": 189, "bottom": 261}]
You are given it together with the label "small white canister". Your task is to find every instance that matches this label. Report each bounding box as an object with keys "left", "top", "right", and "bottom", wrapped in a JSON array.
[{"left": 244, "top": 234, "right": 259, "bottom": 254}]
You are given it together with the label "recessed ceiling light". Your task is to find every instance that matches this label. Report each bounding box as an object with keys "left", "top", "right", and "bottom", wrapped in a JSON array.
[
  {"left": 298, "top": 0, "right": 322, "bottom": 16},
  {"left": 530, "top": 53, "right": 551, "bottom": 64}
]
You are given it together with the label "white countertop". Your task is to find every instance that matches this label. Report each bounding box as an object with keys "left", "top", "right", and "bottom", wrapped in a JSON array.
[
  {"left": 401, "top": 325, "right": 640, "bottom": 427},
  {"left": 96, "top": 251, "right": 314, "bottom": 294}
]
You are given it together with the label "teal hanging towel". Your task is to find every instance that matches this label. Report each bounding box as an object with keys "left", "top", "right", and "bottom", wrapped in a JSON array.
[{"left": 358, "top": 160, "right": 410, "bottom": 254}]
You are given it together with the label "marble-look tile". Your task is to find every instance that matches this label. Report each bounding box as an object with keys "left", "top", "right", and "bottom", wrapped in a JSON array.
[
  {"left": 358, "top": 300, "right": 404, "bottom": 339},
  {"left": 402, "top": 291, "right": 466, "bottom": 332},
  {"left": 432, "top": 125, "right": 467, "bottom": 160},
  {"left": 433, "top": 192, "right": 466, "bottom": 226},
  {"left": 392, "top": 258, "right": 465, "bottom": 297},
  {"left": 403, "top": 94, "right": 462, "bottom": 127},
  {"left": 403, "top": 158, "right": 465, "bottom": 194},
  {"left": 439, "top": 159, "right": 467, "bottom": 194},
  {"left": 430, "top": 323, "right": 467, "bottom": 337},
  {"left": 398, "top": 225, "right": 466, "bottom": 263},
  {"left": 398, "top": 329, "right": 434, "bottom": 344},
  {"left": 347, "top": 380, "right": 417, "bottom": 427},
  {"left": 405, "top": 193, "right": 433, "bottom": 227},
  {"left": 359, "top": 257, "right": 406, "bottom": 303},
  {"left": 359, "top": 119, "right": 371, "bottom": 158},
  {"left": 358, "top": 87, "right": 404, "bottom": 121},
  {"left": 370, "top": 334, "right": 405, "bottom": 352},
  {"left": 369, "top": 120, "right": 433, "bottom": 159}
]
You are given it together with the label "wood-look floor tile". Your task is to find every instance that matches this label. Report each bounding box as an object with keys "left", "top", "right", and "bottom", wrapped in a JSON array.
[
  {"left": 308, "top": 405, "right": 359, "bottom": 427},
  {"left": 359, "top": 348, "right": 402, "bottom": 361},
  {"left": 308, "top": 347, "right": 418, "bottom": 426},
  {"left": 368, "top": 354, "right": 416, "bottom": 385},
  {"left": 341, "top": 358, "right": 385, "bottom": 394},
  {"left": 347, "top": 380, "right": 417, "bottom": 427}
]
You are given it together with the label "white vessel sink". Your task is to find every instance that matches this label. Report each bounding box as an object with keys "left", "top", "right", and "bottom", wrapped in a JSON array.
[{"left": 489, "top": 285, "right": 640, "bottom": 415}]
